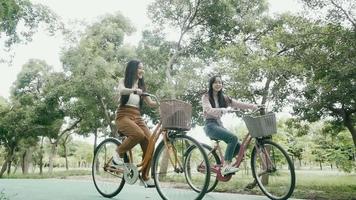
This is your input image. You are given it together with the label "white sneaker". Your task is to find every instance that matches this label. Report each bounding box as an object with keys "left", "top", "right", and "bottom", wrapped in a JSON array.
[
  {"left": 221, "top": 164, "right": 239, "bottom": 175},
  {"left": 140, "top": 178, "right": 155, "bottom": 188},
  {"left": 111, "top": 153, "right": 124, "bottom": 168}
]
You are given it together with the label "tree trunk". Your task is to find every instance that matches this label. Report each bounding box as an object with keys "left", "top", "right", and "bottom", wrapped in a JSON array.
[
  {"left": 93, "top": 129, "right": 98, "bottom": 153},
  {"left": 5, "top": 147, "right": 16, "bottom": 176},
  {"left": 64, "top": 142, "right": 69, "bottom": 170},
  {"left": 159, "top": 145, "right": 170, "bottom": 179},
  {"left": 48, "top": 143, "right": 57, "bottom": 173},
  {"left": 0, "top": 161, "right": 7, "bottom": 178},
  {"left": 94, "top": 129, "right": 100, "bottom": 172},
  {"left": 7, "top": 160, "right": 12, "bottom": 175},
  {"left": 13, "top": 163, "right": 18, "bottom": 174},
  {"left": 243, "top": 157, "right": 248, "bottom": 175},
  {"left": 98, "top": 96, "right": 117, "bottom": 136},
  {"left": 21, "top": 147, "right": 32, "bottom": 174},
  {"left": 298, "top": 158, "right": 302, "bottom": 169},
  {"left": 21, "top": 151, "right": 26, "bottom": 174},
  {"left": 63, "top": 133, "right": 71, "bottom": 170},
  {"left": 0, "top": 149, "right": 13, "bottom": 178},
  {"left": 319, "top": 161, "right": 322, "bottom": 170},
  {"left": 343, "top": 113, "right": 356, "bottom": 147},
  {"left": 39, "top": 137, "right": 44, "bottom": 174},
  {"left": 47, "top": 119, "right": 81, "bottom": 173}
]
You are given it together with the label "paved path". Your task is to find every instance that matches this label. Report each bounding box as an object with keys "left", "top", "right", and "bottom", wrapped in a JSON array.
[{"left": 0, "top": 179, "right": 296, "bottom": 200}]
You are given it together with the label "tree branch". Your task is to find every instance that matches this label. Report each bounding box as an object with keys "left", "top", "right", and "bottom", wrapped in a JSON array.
[
  {"left": 57, "top": 118, "right": 82, "bottom": 141},
  {"left": 330, "top": 0, "right": 356, "bottom": 29}
]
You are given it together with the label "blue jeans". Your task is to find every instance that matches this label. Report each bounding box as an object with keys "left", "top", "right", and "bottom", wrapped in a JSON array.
[{"left": 204, "top": 120, "right": 240, "bottom": 162}]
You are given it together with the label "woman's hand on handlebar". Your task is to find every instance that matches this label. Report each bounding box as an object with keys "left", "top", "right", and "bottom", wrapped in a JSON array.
[
  {"left": 141, "top": 92, "right": 150, "bottom": 97},
  {"left": 221, "top": 107, "right": 234, "bottom": 114},
  {"left": 141, "top": 92, "right": 160, "bottom": 108},
  {"left": 255, "top": 105, "right": 265, "bottom": 111},
  {"left": 134, "top": 88, "right": 143, "bottom": 95}
]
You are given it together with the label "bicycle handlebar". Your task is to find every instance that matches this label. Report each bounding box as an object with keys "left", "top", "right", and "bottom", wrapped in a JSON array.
[
  {"left": 227, "top": 105, "right": 265, "bottom": 116},
  {"left": 141, "top": 92, "right": 160, "bottom": 105}
]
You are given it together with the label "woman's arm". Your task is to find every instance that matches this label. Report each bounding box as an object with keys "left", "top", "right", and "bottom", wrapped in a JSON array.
[
  {"left": 144, "top": 96, "right": 158, "bottom": 108},
  {"left": 202, "top": 94, "right": 225, "bottom": 118},
  {"left": 118, "top": 79, "right": 135, "bottom": 95},
  {"left": 228, "top": 97, "right": 258, "bottom": 110}
]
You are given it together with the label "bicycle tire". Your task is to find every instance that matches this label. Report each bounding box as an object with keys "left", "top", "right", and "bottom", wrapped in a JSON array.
[
  {"left": 185, "top": 143, "right": 220, "bottom": 193},
  {"left": 151, "top": 133, "right": 210, "bottom": 200},
  {"left": 92, "top": 138, "right": 129, "bottom": 198},
  {"left": 251, "top": 140, "right": 295, "bottom": 200}
]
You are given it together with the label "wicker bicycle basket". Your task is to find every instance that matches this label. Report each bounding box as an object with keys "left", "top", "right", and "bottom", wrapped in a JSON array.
[
  {"left": 159, "top": 99, "right": 192, "bottom": 131},
  {"left": 243, "top": 113, "right": 277, "bottom": 138}
]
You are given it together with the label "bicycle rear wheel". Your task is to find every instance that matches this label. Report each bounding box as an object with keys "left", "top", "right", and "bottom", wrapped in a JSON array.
[
  {"left": 92, "top": 138, "right": 128, "bottom": 198},
  {"left": 251, "top": 140, "right": 295, "bottom": 200},
  {"left": 152, "top": 133, "right": 210, "bottom": 200},
  {"left": 185, "top": 143, "right": 220, "bottom": 193}
]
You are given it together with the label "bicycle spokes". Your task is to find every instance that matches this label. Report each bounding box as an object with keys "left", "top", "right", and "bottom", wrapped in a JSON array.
[
  {"left": 92, "top": 138, "right": 127, "bottom": 198},
  {"left": 152, "top": 135, "right": 210, "bottom": 200},
  {"left": 251, "top": 141, "right": 295, "bottom": 200}
]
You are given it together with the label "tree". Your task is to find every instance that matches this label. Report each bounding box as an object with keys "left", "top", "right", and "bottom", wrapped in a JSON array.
[
  {"left": 147, "top": 0, "right": 269, "bottom": 98},
  {"left": 0, "top": 103, "right": 35, "bottom": 177},
  {"left": 58, "top": 132, "right": 75, "bottom": 170},
  {"left": 284, "top": 118, "right": 310, "bottom": 168},
  {"left": 0, "top": 0, "right": 62, "bottom": 63},
  {"left": 61, "top": 12, "right": 136, "bottom": 150},
  {"left": 322, "top": 122, "right": 355, "bottom": 172},
  {"left": 301, "top": 0, "right": 356, "bottom": 30},
  {"left": 290, "top": 18, "right": 356, "bottom": 146},
  {"left": 8, "top": 59, "right": 81, "bottom": 173},
  {"left": 0, "top": 59, "right": 53, "bottom": 176}
]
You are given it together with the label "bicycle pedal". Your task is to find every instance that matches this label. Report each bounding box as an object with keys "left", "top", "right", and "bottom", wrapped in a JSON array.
[{"left": 222, "top": 172, "right": 236, "bottom": 176}]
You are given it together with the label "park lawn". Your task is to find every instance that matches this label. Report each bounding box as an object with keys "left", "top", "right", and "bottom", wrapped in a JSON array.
[
  {"left": 292, "top": 170, "right": 356, "bottom": 200},
  {"left": 2, "top": 168, "right": 91, "bottom": 179},
  {"left": 210, "top": 169, "right": 356, "bottom": 200}
]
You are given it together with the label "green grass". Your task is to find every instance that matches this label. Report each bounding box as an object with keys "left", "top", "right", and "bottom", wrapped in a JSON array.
[
  {"left": 1, "top": 168, "right": 91, "bottom": 179},
  {"left": 293, "top": 170, "right": 356, "bottom": 200},
  {"left": 211, "top": 169, "right": 356, "bottom": 200}
]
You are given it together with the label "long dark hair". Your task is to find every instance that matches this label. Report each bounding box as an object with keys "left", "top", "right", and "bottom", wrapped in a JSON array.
[
  {"left": 120, "top": 60, "right": 146, "bottom": 107},
  {"left": 207, "top": 75, "right": 230, "bottom": 108}
]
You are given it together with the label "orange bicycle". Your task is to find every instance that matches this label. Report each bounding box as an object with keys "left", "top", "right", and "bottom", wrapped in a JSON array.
[
  {"left": 185, "top": 108, "right": 296, "bottom": 200},
  {"left": 92, "top": 93, "right": 211, "bottom": 200}
]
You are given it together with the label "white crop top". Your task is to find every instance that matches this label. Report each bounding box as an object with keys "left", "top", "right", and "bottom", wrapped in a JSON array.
[
  {"left": 118, "top": 78, "right": 140, "bottom": 108},
  {"left": 125, "top": 93, "right": 140, "bottom": 107}
]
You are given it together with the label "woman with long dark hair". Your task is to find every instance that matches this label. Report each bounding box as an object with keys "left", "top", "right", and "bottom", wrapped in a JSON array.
[
  {"left": 202, "top": 75, "right": 257, "bottom": 175},
  {"left": 113, "top": 59, "right": 157, "bottom": 187}
]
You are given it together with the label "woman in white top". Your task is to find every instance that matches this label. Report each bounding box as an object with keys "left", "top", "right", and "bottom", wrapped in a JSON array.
[{"left": 114, "top": 60, "right": 157, "bottom": 187}]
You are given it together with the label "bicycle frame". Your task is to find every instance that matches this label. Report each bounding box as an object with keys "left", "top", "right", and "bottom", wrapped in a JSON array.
[
  {"left": 121, "top": 121, "right": 168, "bottom": 172},
  {"left": 205, "top": 132, "right": 276, "bottom": 183},
  {"left": 119, "top": 122, "right": 184, "bottom": 178},
  {"left": 204, "top": 133, "right": 252, "bottom": 182}
]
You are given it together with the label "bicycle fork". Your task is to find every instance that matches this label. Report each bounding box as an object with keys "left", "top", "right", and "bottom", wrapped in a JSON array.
[{"left": 255, "top": 141, "right": 276, "bottom": 177}]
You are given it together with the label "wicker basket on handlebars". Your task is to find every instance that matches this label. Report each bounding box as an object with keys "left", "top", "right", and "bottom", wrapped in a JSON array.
[
  {"left": 243, "top": 113, "right": 277, "bottom": 138},
  {"left": 159, "top": 99, "right": 192, "bottom": 131}
]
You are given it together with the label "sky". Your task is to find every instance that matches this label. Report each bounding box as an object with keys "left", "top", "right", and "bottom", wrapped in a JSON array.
[{"left": 0, "top": 0, "right": 303, "bottom": 100}]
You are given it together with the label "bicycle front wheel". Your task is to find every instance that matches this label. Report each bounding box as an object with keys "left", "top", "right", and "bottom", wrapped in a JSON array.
[
  {"left": 152, "top": 133, "right": 210, "bottom": 200},
  {"left": 251, "top": 140, "right": 295, "bottom": 200},
  {"left": 185, "top": 143, "right": 220, "bottom": 193},
  {"left": 92, "top": 138, "right": 128, "bottom": 198}
]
